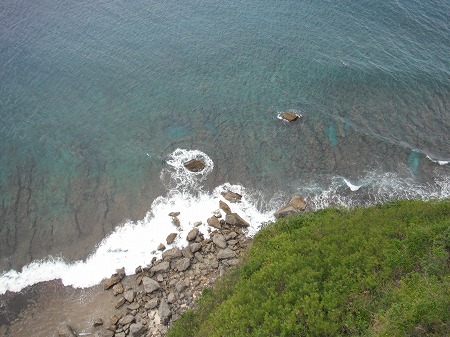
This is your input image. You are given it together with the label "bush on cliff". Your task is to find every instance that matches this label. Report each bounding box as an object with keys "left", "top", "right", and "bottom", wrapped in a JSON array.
[{"left": 168, "top": 199, "right": 450, "bottom": 337}]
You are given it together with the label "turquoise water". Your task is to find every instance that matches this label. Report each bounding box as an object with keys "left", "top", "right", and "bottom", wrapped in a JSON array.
[{"left": 0, "top": 0, "right": 449, "bottom": 275}]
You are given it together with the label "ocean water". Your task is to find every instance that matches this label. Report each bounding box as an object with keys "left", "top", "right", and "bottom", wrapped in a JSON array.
[{"left": 0, "top": 0, "right": 449, "bottom": 299}]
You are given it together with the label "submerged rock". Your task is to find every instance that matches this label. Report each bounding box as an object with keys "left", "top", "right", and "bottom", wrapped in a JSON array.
[
  {"left": 221, "top": 190, "right": 242, "bottom": 203},
  {"left": 184, "top": 159, "right": 205, "bottom": 172}
]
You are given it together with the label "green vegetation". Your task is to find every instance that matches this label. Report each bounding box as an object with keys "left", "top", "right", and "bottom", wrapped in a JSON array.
[{"left": 168, "top": 199, "right": 450, "bottom": 337}]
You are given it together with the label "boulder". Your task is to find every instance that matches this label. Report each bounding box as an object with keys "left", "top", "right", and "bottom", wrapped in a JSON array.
[
  {"left": 157, "top": 243, "right": 166, "bottom": 251},
  {"left": 162, "top": 248, "right": 183, "bottom": 260},
  {"left": 166, "top": 233, "right": 177, "bottom": 245},
  {"left": 129, "top": 323, "right": 147, "bottom": 337},
  {"left": 221, "top": 190, "right": 242, "bottom": 203},
  {"left": 280, "top": 111, "right": 299, "bottom": 122},
  {"left": 172, "top": 216, "right": 181, "bottom": 226},
  {"left": 274, "top": 195, "right": 307, "bottom": 219},
  {"left": 115, "top": 297, "right": 126, "bottom": 309},
  {"left": 145, "top": 297, "right": 159, "bottom": 310},
  {"left": 219, "top": 200, "right": 232, "bottom": 215},
  {"left": 112, "top": 282, "right": 124, "bottom": 295},
  {"left": 182, "top": 246, "right": 194, "bottom": 259},
  {"left": 142, "top": 277, "right": 160, "bottom": 294},
  {"left": 102, "top": 275, "right": 122, "bottom": 290},
  {"left": 207, "top": 216, "right": 221, "bottom": 229},
  {"left": 167, "top": 292, "right": 177, "bottom": 304},
  {"left": 118, "top": 314, "right": 135, "bottom": 325},
  {"left": 168, "top": 211, "right": 180, "bottom": 217},
  {"left": 186, "top": 228, "right": 199, "bottom": 241},
  {"left": 217, "top": 248, "right": 237, "bottom": 260},
  {"left": 183, "top": 159, "right": 205, "bottom": 172},
  {"left": 123, "top": 289, "right": 135, "bottom": 303},
  {"left": 158, "top": 299, "right": 172, "bottom": 325},
  {"left": 110, "top": 315, "right": 120, "bottom": 325},
  {"left": 288, "top": 195, "right": 306, "bottom": 211},
  {"left": 225, "top": 213, "right": 250, "bottom": 227},
  {"left": 175, "top": 257, "right": 191, "bottom": 272},
  {"left": 212, "top": 234, "right": 227, "bottom": 249},
  {"left": 151, "top": 261, "right": 170, "bottom": 273},
  {"left": 190, "top": 242, "right": 202, "bottom": 253},
  {"left": 93, "top": 318, "right": 103, "bottom": 327}
]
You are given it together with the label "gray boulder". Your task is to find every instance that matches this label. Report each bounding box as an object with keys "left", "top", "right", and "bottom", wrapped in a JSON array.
[
  {"left": 129, "top": 323, "right": 147, "bottom": 337},
  {"left": 212, "top": 234, "right": 227, "bottom": 249},
  {"left": 162, "top": 247, "right": 183, "bottom": 260},
  {"left": 158, "top": 299, "right": 172, "bottom": 325},
  {"left": 175, "top": 257, "right": 191, "bottom": 272},
  {"left": 142, "top": 277, "right": 160, "bottom": 294},
  {"left": 151, "top": 261, "right": 170, "bottom": 273},
  {"left": 217, "top": 248, "right": 236, "bottom": 260}
]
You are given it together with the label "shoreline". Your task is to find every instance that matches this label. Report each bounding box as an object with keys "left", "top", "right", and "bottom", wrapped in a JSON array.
[{"left": 1, "top": 197, "right": 257, "bottom": 337}]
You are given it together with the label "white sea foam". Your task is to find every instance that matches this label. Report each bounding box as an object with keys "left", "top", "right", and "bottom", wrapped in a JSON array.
[
  {"left": 426, "top": 155, "right": 449, "bottom": 166},
  {"left": 0, "top": 150, "right": 275, "bottom": 294},
  {"left": 1, "top": 150, "right": 449, "bottom": 294},
  {"left": 342, "top": 178, "right": 363, "bottom": 191}
]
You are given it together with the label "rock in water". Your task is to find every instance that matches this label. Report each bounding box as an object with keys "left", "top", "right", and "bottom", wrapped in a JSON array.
[
  {"left": 280, "top": 111, "right": 300, "bottom": 122},
  {"left": 166, "top": 232, "right": 177, "bottom": 244},
  {"left": 207, "top": 215, "right": 222, "bottom": 229},
  {"left": 219, "top": 200, "right": 232, "bottom": 215},
  {"left": 183, "top": 159, "right": 205, "bottom": 172},
  {"left": 221, "top": 190, "right": 242, "bottom": 203},
  {"left": 186, "top": 227, "right": 199, "bottom": 241}
]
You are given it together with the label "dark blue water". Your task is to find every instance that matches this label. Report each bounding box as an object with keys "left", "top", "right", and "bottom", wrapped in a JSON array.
[{"left": 0, "top": 0, "right": 449, "bottom": 294}]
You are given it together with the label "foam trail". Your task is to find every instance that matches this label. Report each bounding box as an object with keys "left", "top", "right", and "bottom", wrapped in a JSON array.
[
  {"left": 426, "top": 155, "right": 449, "bottom": 166},
  {"left": 343, "top": 178, "right": 362, "bottom": 191}
]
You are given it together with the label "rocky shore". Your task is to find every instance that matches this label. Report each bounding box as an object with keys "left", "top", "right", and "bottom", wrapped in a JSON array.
[
  {"left": 56, "top": 193, "right": 307, "bottom": 337},
  {"left": 58, "top": 197, "right": 252, "bottom": 337}
]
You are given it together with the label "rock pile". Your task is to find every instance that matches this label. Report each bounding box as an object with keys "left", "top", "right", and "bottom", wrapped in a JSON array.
[{"left": 90, "top": 200, "right": 251, "bottom": 337}]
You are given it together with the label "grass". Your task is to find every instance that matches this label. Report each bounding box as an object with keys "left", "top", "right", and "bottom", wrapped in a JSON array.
[{"left": 168, "top": 199, "right": 450, "bottom": 337}]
